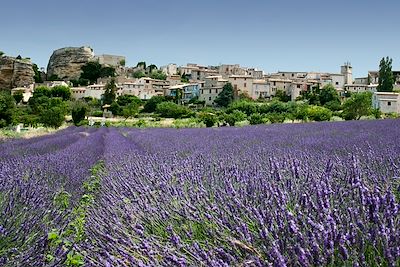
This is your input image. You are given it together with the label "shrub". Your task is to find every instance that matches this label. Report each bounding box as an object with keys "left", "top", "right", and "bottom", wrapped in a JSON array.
[
  {"left": 156, "top": 102, "right": 193, "bottom": 119},
  {"left": 259, "top": 100, "right": 288, "bottom": 114},
  {"left": 306, "top": 106, "right": 332, "bottom": 122},
  {"left": 266, "top": 113, "right": 286, "bottom": 124},
  {"left": 71, "top": 102, "right": 88, "bottom": 126},
  {"left": 143, "top": 96, "right": 166, "bottom": 113},
  {"left": 224, "top": 110, "right": 247, "bottom": 126},
  {"left": 91, "top": 110, "right": 103, "bottom": 117},
  {"left": 249, "top": 113, "right": 265, "bottom": 125},
  {"left": 227, "top": 100, "right": 258, "bottom": 116}
]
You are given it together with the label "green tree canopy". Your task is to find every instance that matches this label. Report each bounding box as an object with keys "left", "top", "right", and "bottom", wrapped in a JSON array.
[
  {"left": 214, "top": 83, "right": 234, "bottom": 107},
  {"left": 377, "top": 57, "right": 394, "bottom": 92},
  {"left": 143, "top": 96, "right": 166, "bottom": 113},
  {"left": 342, "top": 92, "right": 373, "bottom": 120},
  {"left": 51, "top": 86, "right": 71, "bottom": 101},
  {"left": 71, "top": 101, "right": 88, "bottom": 126},
  {"left": 0, "top": 92, "right": 16, "bottom": 127},
  {"left": 13, "top": 91, "right": 24, "bottom": 104},
  {"left": 149, "top": 70, "right": 167, "bottom": 80},
  {"left": 81, "top": 62, "right": 115, "bottom": 84},
  {"left": 32, "top": 64, "right": 43, "bottom": 83},
  {"left": 40, "top": 106, "right": 65, "bottom": 128},
  {"left": 103, "top": 79, "right": 117, "bottom": 105},
  {"left": 274, "top": 89, "right": 291, "bottom": 102},
  {"left": 155, "top": 101, "right": 193, "bottom": 119},
  {"left": 117, "top": 95, "right": 142, "bottom": 107},
  {"left": 122, "top": 102, "right": 140, "bottom": 120}
]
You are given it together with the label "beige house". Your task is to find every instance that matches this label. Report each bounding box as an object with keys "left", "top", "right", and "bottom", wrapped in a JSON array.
[
  {"left": 228, "top": 75, "right": 253, "bottom": 97},
  {"left": 122, "top": 77, "right": 169, "bottom": 100},
  {"left": 86, "top": 83, "right": 123, "bottom": 99},
  {"left": 372, "top": 92, "right": 400, "bottom": 114},
  {"left": 219, "top": 64, "right": 247, "bottom": 77},
  {"left": 251, "top": 80, "right": 270, "bottom": 99},
  {"left": 344, "top": 84, "right": 377, "bottom": 93},
  {"left": 71, "top": 87, "right": 87, "bottom": 100},
  {"left": 11, "top": 86, "right": 33, "bottom": 103},
  {"left": 199, "top": 76, "right": 228, "bottom": 106}
]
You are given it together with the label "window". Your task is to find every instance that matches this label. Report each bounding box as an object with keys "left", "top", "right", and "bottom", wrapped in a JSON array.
[
  {"left": 282, "top": 73, "right": 284, "bottom": 77},
  {"left": 273, "top": 82, "right": 276, "bottom": 86},
  {"left": 297, "top": 84, "right": 300, "bottom": 88},
  {"left": 215, "top": 89, "right": 218, "bottom": 93},
  {"left": 336, "top": 82, "right": 339, "bottom": 85},
  {"left": 292, "top": 73, "right": 294, "bottom": 77},
  {"left": 209, "top": 96, "right": 212, "bottom": 101},
  {"left": 244, "top": 83, "right": 246, "bottom": 87},
  {"left": 388, "top": 101, "right": 391, "bottom": 106},
  {"left": 146, "top": 80, "right": 149, "bottom": 83},
  {"left": 209, "top": 89, "right": 211, "bottom": 94}
]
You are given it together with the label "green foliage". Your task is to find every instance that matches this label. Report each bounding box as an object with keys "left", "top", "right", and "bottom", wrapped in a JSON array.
[
  {"left": 132, "top": 71, "right": 146, "bottom": 78},
  {"left": 40, "top": 106, "right": 65, "bottom": 128},
  {"left": 122, "top": 102, "right": 140, "bottom": 120},
  {"left": 51, "top": 86, "right": 71, "bottom": 101},
  {"left": 48, "top": 74, "right": 61, "bottom": 81},
  {"left": 143, "top": 96, "right": 166, "bottom": 113},
  {"left": 224, "top": 110, "right": 247, "bottom": 126},
  {"left": 198, "top": 112, "right": 217, "bottom": 127},
  {"left": 13, "top": 91, "right": 24, "bottom": 104},
  {"left": 319, "top": 84, "right": 341, "bottom": 110},
  {"left": 274, "top": 89, "right": 291, "bottom": 102},
  {"left": 136, "top": 61, "right": 146, "bottom": 69},
  {"left": 117, "top": 95, "right": 142, "bottom": 107},
  {"left": 377, "top": 57, "right": 394, "bottom": 92},
  {"left": 181, "top": 74, "right": 189, "bottom": 83},
  {"left": 0, "top": 51, "right": 4, "bottom": 57},
  {"left": 215, "top": 83, "right": 234, "bottom": 107},
  {"left": 33, "top": 86, "right": 52, "bottom": 98},
  {"left": 103, "top": 79, "right": 117, "bottom": 105},
  {"left": 65, "top": 251, "right": 84, "bottom": 267},
  {"left": 342, "top": 92, "right": 373, "bottom": 120},
  {"left": 259, "top": 100, "right": 288, "bottom": 114},
  {"left": 70, "top": 78, "right": 89, "bottom": 87},
  {"left": 150, "top": 70, "right": 167, "bottom": 80},
  {"left": 119, "top": 59, "right": 126, "bottom": 66},
  {"left": 249, "top": 113, "right": 265, "bottom": 125},
  {"left": 108, "top": 102, "right": 122, "bottom": 116},
  {"left": 53, "top": 189, "right": 71, "bottom": 210},
  {"left": 0, "top": 91, "right": 16, "bottom": 127},
  {"left": 238, "top": 92, "right": 253, "bottom": 101},
  {"left": 71, "top": 101, "right": 88, "bottom": 126},
  {"left": 80, "top": 61, "right": 115, "bottom": 84},
  {"left": 266, "top": 113, "right": 286, "bottom": 123},
  {"left": 372, "top": 108, "right": 382, "bottom": 119},
  {"left": 306, "top": 105, "right": 332, "bottom": 121},
  {"left": 32, "top": 63, "right": 43, "bottom": 83},
  {"left": 156, "top": 101, "right": 193, "bottom": 119},
  {"left": 227, "top": 100, "right": 258, "bottom": 116}
]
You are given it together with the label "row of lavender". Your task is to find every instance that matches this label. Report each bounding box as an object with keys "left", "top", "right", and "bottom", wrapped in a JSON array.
[
  {"left": 0, "top": 127, "right": 106, "bottom": 266},
  {"left": 79, "top": 120, "right": 400, "bottom": 266}
]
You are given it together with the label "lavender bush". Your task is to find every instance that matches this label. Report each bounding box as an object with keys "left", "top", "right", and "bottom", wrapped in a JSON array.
[{"left": 1, "top": 120, "right": 399, "bottom": 266}]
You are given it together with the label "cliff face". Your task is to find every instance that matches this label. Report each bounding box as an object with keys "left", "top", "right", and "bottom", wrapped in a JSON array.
[
  {"left": 47, "top": 46, "right": 94, "bottom": 80},
  {"left": 0, "top": 56, "right": 35, "bottom": 90}
]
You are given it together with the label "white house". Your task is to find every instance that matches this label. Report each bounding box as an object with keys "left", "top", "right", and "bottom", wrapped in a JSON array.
[{"left": 372, "top": 92, "right": 400, "bottom": 114}]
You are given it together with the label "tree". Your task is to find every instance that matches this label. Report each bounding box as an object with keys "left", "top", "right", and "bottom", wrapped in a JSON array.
[
  {"left": 0, "top": 51, "right": 4, "bottom": 57},
  {"left": 224, "top": 110, "right": 247, "bottom": 126},
  {"left": 249, "top": 113, "right": 265, "bottom": 125},
  {"left": 13, "top": 91, "right": 24, "bottom": 104},
  {"left": 274, "top": 90, "right": 291, "bottom": 102},
  {"left": 81, "top": 62, "right": 115, "bottom": 84},
  {"left": 119, "top": 59, "right": 126, "bottom": 66},
  {"left": 48, "top": 74, "right": 61, "bottom": 81},
  {"left": 342, "top": 92, "right": 373, "bottom": 120},
  {"left": 198, "top": 112, "right": 217, "bottom": 127},
  {"left": 51, "top": 86, "right": 71, "bottom": 101},
  {"left": 132, "top": 71, "right": 146, "bottom": 78},
  {"left": 109, "top": 102, "right": 122, "bottom": 116},
  {"left": 0, "top": 92, "right": 16, "bottom": 127},
  {"left": 149, "top": 70, "right": 167, "bottom": 80},
  {"left": 143, "top": 96, "right": 166, "bottom": 113},
  {"left": 40, "top": 106, "right": 65, "bottom": 128},
  {"left": 122, "top": 102, "right": 140, "bottom": 120},
  {"left": 155, "top": 102, "right": 192, "bottom": 119},
  {"left": 147, "top": 64, "right": 158, "bottom": 74},
  {"left": 117, "top": 95, "right": 142, "bottom": 107},
  {"left": 71, "top": 101, "right": 88, "bottom": 126},
  {"left": 214, "top": 83, "right": 234, "bottom": 107},
  {"left": 227, "top": 100, "right": 258, "bottom": 116},
  {"left": 103, "top": 79, "right": 117, "bottom": 105},
  {"left": 32, "top": 64, "right": 43, "bottom": 83},
  {"left": 377, "top": 57, "right": 394, "bottom": 92},
  {"left": 136, "top": 61, "right": 146, "bottom": 70},
  {"left": 306, "top": 106, "right": 332, "bottom": 121},
  {"left": 319, "top": 84, "right": 340, "bottom": 107}
]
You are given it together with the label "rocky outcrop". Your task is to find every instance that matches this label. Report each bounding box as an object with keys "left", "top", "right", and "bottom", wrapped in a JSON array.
[
  {"left": 47, "top": 46, "right": 94, "bottom": 81},
  {"left": 0, "top": 56, "right": 35, "bottom": 90}
]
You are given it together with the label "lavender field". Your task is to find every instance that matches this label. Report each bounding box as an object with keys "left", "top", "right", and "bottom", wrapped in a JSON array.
[{"left": 1, "top": 120, "right": 399, "bottom": 267}]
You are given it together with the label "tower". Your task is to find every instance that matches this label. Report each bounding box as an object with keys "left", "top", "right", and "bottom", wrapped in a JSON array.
[{"left": 341, "top": 62, "right": 353, "bottom": 85}]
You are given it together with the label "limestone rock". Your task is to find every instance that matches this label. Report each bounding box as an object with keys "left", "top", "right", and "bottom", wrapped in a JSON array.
[
  {"left": 0, "top": 56, "right": 35, "bottom": 90},
  {"left": 47, "top": 46, "right": 94, "bottom": 81}
]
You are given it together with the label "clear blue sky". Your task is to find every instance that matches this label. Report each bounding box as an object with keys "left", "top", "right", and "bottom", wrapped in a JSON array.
[{"left": 1, "top": 0, "right": 399, "bottom": 77}]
